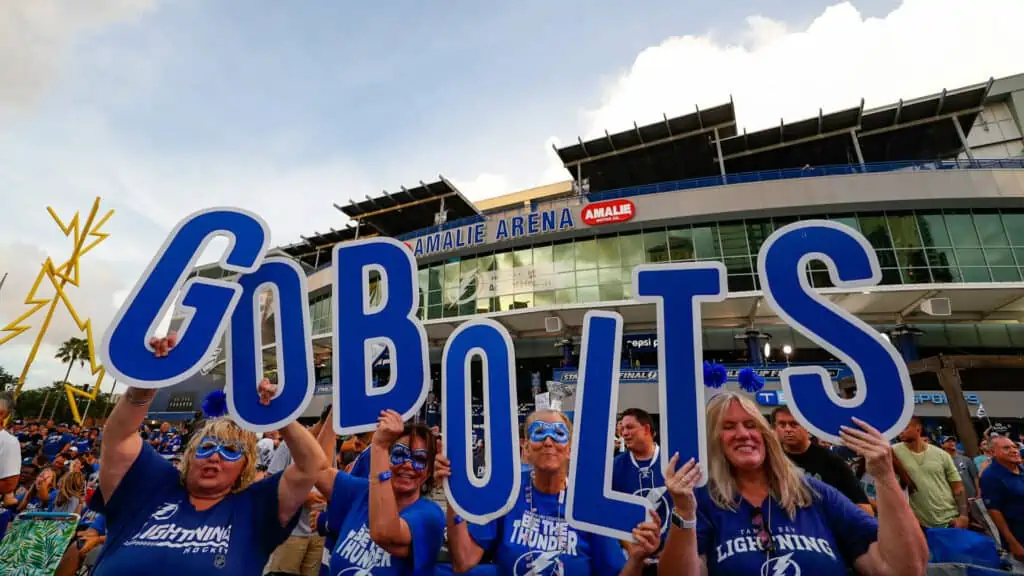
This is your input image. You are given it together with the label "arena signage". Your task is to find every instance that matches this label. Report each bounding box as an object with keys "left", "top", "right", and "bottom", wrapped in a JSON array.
[
  {"left": 407, "top": 207, "right": 576, "bottom": 258},
  {"left": 581, "top": 198, "right": 635, "bottom": 226},
  {"left": 101, "top": 209, "right": 913, "bottom": 542}
]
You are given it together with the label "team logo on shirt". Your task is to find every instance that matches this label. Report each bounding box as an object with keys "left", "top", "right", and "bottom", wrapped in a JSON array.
[
  {"left": 334, "top": 524, "right": 392, "bottom": 571},
  {"left": 151, "top": 502, "right": 179, "bottom": 521},
  {"left": 633, "top": 486, "right": 671, "bottom": 535},
  {"left": 761, "top": 552, "right": 801, "bottom": 576},
  {"left": 513, "top": 550, "right": 565, "bottom": 576}
]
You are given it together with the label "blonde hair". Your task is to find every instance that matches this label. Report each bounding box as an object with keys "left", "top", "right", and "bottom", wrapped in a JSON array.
[
  {"left": 55, "top": 469, "right": 84, "bottom": 509},
  {"left": 705, "top": 392, "right": 815, "bottom": 518},
  {"left": 180, "top": 417, "right": 258, "bottom": 493}
]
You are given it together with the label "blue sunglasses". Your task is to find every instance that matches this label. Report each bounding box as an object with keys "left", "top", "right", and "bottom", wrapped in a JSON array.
[
  {"left": 528, "top": 421, "right": 570, "bottom": 444},
  {"left": 195, "top": 436, "right": 245, "bottom": 462},
  {"left": 390, "top": 443, "right": 429, "bottom": 471}
]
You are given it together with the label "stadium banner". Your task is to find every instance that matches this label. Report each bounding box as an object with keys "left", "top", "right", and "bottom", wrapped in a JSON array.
[
  {"left": 553, "top": 363, "right": 854, "bottom": 386},
  {"left": 100, "top": 208, "right": 914, "bottom": 541}
]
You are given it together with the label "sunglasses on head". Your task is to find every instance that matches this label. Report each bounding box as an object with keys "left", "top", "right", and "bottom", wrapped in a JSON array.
[
  {"left": 750, "top": 508, "right": 775, "bottom": 554},
  {"left": 195, "top": 436, "right": 245, "bottom": 462},
  {"left": 390, "top": 443, "right": 429, "bottom": 471},
  {"left": 528, "top": 421, "right": 570, "bottom": 445}
]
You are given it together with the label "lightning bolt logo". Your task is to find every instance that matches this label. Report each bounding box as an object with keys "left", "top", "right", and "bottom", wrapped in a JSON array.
[
  {"left": 525, "top": 550, "right": 561, "bottom": 576},
  {"left": 761, "top": 552, "right": 800, "bottom": 576},
  {"left": 0, "top": 197, "right": 115, "bottom": 424}
]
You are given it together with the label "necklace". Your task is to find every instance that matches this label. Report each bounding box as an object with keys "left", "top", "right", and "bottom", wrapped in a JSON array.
[{"left": 525, "top": 471, "right": 568, "bottom": 569}]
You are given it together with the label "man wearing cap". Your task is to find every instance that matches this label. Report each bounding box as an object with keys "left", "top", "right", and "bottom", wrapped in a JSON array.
[
  {"left": 981, "top": 435, "right": 1024, "bottom": 565},
  {"left": 941, "top": 435, "right": 980, "bottom": 499},
  {"left": 0, "top": 392, "right": 21, "bottom": 507}
]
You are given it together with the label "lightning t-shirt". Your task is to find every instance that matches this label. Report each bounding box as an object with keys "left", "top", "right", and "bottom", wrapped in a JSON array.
[
  {"left": 611, "top": 447, "right": 672, "bottom": 552},
  {"left": 90, "top": 443, "right": 299, "bottom": 575},
  {"left": 467, "top": 471, "right": 628, "bottom": 576},
  {"left": 323, "top": 472, "right": 445, "bottom": 575},
  {"left": 695, "top": 477, "right": 877, "bottom": 576}
]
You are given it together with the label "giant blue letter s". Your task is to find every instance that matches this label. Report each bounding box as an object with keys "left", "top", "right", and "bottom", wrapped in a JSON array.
[
  {"left": 225, "top": 258, "right": 315, "bottom": 432},
  {"left": 102, "top": 208, "right": 270, "bottom": 388},
  {"left": 757, "top": 221, "right": 913, "bottom": 442},
  {"left": 442, "top": 319, "right": 521, "bottom": 524},
  {"left": 333, "top": 238, "right": 429, "bottom": 434}
]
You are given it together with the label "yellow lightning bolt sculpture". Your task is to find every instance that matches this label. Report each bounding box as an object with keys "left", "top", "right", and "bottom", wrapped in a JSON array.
[{"left": 0, "top": 197, "right": 114, "bottom": 424}]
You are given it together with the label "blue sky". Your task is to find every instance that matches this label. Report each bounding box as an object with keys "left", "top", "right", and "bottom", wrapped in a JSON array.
[{"left": 1, "top": 0, "right": 1021, "bottom": 389}]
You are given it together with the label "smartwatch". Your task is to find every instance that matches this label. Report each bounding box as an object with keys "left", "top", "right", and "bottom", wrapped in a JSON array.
[{"left": 671, "top": 510, "right": 697, "bottom": 530}]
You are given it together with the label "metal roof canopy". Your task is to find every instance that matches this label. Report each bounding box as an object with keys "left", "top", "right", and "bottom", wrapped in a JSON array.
[
  {"left": 279, "top": 222, "right": 372, "bottom": 269},
  {"left": 336, "top": 176, "right": 482, "bottom": 237},
  {"left": 718, "top": 104, "right": 864, "bottom": 172},
  {"left": 553, "top": 102, "right": 738, "bottom": 192},
  {"left": 857, "top": 80, "right": 994, "bottom": 162},
  {"left": 421, "top": 283, "right": 1024, "bottom": 343}
]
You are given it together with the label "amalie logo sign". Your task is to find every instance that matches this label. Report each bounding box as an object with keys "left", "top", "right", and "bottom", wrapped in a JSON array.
[{"left": 582, "top": 199, "right": 635, "bottom": 226}]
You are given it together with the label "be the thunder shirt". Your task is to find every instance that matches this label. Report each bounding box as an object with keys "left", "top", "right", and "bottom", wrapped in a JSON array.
[
  {"left": 323, "top": 472, "right": 445, "bottom": 575},
  {"left": 91, "top": 443, "right": 298, "bottom": 575},
  {"left": 695, "top": 477, "right": 878, "bottom": 576},
  {"left": 467, "top": 471, "right": 628, "bottom": 576}
]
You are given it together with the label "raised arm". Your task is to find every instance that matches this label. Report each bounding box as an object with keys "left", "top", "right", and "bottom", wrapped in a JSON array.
[
  {"left": 842, "top": 419, "right": 928, "bottom": 576},
  {"left": 271, "top": 380, "right": 328, "bottom": 526},
  {"left": 99, "top": 333, "right": 176, "bottom": 501},
  {"left": 433, "top": 451, "right": 486, "bottom": 572},
  {"left": 367, "top": 410, "right": 414, "bottom": 557},
  {"left": 659, "top": 454, "right": 707, "bottom": 576},
  {"left": 313, "top": 406, "right": 340, "bottom": 498}
]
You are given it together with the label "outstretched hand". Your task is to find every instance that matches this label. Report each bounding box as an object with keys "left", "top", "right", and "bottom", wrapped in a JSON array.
[
  {"left": 373, "top": 409, "right": 404, "bottom": 447},
  {"left": 626, "top": 509, "right": 662, "bottom": 560},
  {"left": 840, "top": 417, "right": 894, "bottom": 480},
  {"left": 664, "top": 453, "right": 701, "bottom": 518}
]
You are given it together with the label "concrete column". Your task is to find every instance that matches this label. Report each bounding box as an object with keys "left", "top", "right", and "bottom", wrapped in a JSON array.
[{"left": 936, "top": 359, "right": 979, "bottom": 458}]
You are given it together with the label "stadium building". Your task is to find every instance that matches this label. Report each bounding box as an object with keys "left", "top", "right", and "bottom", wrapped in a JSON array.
[{"left": 150, "top": 73, "right": 1024, "bottom": 453}]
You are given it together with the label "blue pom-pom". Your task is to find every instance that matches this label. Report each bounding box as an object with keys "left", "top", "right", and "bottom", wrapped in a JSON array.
[
  {"left": 738, "top": 367, "right": 765, "bottom": 393},
  {"left": 703, "top": 361, "right": 728, "bottom": 389},
  {"left": 202, "top": 389, "right": 228, "bottom": 418}
]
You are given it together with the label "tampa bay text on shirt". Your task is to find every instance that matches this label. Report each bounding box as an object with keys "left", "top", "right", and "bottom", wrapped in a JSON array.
[{"left": 715, "top": 525, "right": 838, "bottom": 563}]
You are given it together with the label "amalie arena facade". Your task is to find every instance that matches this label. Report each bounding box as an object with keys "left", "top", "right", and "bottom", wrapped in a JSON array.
[{"left": 151, "top": 73, "right": 1024, "bottom": 452}]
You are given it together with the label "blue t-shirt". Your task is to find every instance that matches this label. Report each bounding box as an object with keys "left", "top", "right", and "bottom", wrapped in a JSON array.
[
  {"left": 19, "top": 489, "right": 57, "bottom": 512},
  {"left": 89, "top": 514, "right": 108, "bottom": 536},
  {"left": 611, "top": 448, "right": 672, "bottom": 551},
  {"left": 467, "top": 471, "right": 628, "bottom": 576},
  {"left": 0, "top": 507, "right": 12, "bottom": 542},
  {"left": 695, "top": 478, "right": 877, "bottom": 575},
  {"left": 43, "top": 433, "right": 70, "bottom": 460},
  {"left": 158, "top": 435, "right": 182, "bottom": 456},
  {"left": 90, "top": 443, "right": 299, "bottom": 575},
  {"left": 73, "top": 437, "right": 94, "bottom": 454},
  {"left": 323, "top": 472, "right": 445, "bottom": 575},
  {"left": 980, "top": 462, "right": 1024, "bottom": 546},
  {"left": 349, "top": 447, "right": 371, "bottom": 478}
]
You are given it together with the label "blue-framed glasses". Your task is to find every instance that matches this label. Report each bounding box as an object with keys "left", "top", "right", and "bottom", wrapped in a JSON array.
[
  {"left": 528, "top": 421, "right": 570, "bottom": 444},
  {"left": 195, "top": 436, "right": 245, "bottom": 462},
  {"left": 390, "top": 443, "right": 429, "bottom": 471}
]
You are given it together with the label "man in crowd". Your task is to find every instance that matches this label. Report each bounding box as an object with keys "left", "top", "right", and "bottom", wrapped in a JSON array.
[
  {"left": 257, "top": 430, "right": 279, "bottom": 472},
  {"left": 893, "top": 416, "right": 970, "bottom": 529},
  {"left": 772, "top": 406, "right": 874, "bottom": 516},
  {"left": 980, "top": 435, "right": 1024, "bottom": 564},
  {"left": 611, "top": 408, "right": 669, "bottom": 575},
  {"left": 264, "top": 406, "right": 330, "bottom": 576},
  {"left": 42, "top": 422, "right": 71, "bottom": 462},
  {"left": 941, "top": 435, "right": 980, "bottom": 499},
  {"left": 0, "top": 392, "right": 22, "bottom": 506}
]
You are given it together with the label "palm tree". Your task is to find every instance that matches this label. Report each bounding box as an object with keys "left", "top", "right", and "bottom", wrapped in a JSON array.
[{"left": 53, "top": 336, "right": 90, "bottom": 419}]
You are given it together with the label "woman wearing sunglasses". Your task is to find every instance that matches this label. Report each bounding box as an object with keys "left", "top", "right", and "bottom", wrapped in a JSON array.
[
  {"left": 313, "top": 407, "right": 445, "bottom": 575},
  {"left": 436, "top": 409, "right": 662, "bottom": 576},
  {"left": 658, "top": 392, "right": 928, "bottom": 575},
  {"left": 90, "top": 333, "right": 328, "bottom": 575}
]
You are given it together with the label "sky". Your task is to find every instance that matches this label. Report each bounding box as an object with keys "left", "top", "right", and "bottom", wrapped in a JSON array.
[{"left": 1, "top": 0, "right": 1022, "bottom": 391}]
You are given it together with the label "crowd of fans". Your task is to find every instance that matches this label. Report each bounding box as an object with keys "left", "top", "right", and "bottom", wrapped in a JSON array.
[{"left": 0, "top": 354, "right": 1022, "bottom": 575}]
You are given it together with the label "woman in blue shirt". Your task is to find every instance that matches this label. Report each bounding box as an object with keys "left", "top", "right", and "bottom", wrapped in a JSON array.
[
  {"left": 90, "top": 332, "right": 328, "bottom": 575},
  {"left": 314, "top": 407, "right": 446, "bottom": 575},
  {"left": 437, "top": 409, "right": 662, "bottom": 576},
  {"left": 659, "top": 392, "right": 928, "bottom": 575}
]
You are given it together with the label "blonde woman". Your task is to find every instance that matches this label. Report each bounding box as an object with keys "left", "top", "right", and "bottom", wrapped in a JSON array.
[
  {"left": 659, "top": 392, "right": 927, "bottom": 575},
  {"left": 90, "top": 333, "right": 328, "bottom": 575},
  {"left": 50, "top": 468, "right": 85, "bottom": 514},
  {"left": 436, "top": 409, "right": 661, "bottom": 576}
]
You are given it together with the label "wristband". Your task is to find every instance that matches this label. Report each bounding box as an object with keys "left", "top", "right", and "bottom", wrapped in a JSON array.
[
  {"left": 453, "top": 514, "right": 464, "bottom": 525},
  {"left": 377, "top": 470, "right": 392, "bottom": 483},
  {"left": 671, "top": 510, "right": 697, "bottom": 530}
]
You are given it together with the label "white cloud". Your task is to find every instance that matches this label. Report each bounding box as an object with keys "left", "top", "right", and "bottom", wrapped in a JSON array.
[
  {"left": 0, "top": 0, "right": 155, "bottom": 114},
  {"left": 581, "top": 0, "right": 1024, "bottom": 137}
]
